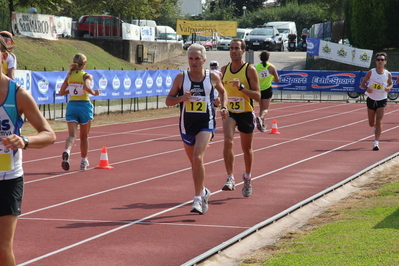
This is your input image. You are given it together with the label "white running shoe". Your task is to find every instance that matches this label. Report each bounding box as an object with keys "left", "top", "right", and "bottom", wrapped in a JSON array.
[
  {"left": 80, "top": 159, "right": 89, "bottom": 170},
  {"left": 242, "top": 174, "right": 252, "bottom": 197},
  {"left": 222, "top": 177, "right": 235, "bottom": 191},
  {"left": 202, "top": 188, "right": 211, "bottom": 214},
  {"left": 61, "top": 151, "right": 70, "bottom": 171},
  {"left": 190, "top": 197, "right": 203, "bottom": 214}
]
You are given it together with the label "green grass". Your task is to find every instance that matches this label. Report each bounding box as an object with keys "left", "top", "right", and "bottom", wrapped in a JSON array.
[
  {"left": 259, "top": 183, "right": 399, "bottom": 266},
  {"left": 12, "top": 36, "right": 144, "bottom": 71}
]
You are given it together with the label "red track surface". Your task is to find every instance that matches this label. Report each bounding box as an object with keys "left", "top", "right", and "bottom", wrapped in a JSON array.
[{"left": 15, "top": 102, "right": 399, "bottom": 266}]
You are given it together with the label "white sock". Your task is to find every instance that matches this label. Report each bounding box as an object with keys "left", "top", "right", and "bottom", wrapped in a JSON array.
[
  {"left": 81, "top": 157, "right": 88, "bottom": 162},
  {"left": 244, "top": 173, "right": 251, "bottom": 179},
  {"left": 201, "top": 188, "right": 207, "bottom": 197},
  {"left": 194, "top": 196, "right": 201, "bottom": 201},
  {"left": 374, "top": 140, "right": 379, "bottom": 146},
  {"left": 65, "top": 149, "right": 70, "bottom": 154},
  {"left": 228, "top": 174, "right": 234, "bottom": 180}
]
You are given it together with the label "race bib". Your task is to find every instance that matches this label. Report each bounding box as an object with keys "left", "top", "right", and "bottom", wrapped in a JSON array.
[
  {"left": 371, "top": 82, "right": 383, "bottom": 90},
  {"left": 259, "top": 69, "right": 270, "bottom": 78},
  {"left": 0, "top": 142, "right": 13, "bottom": 171},
  {"left": 186, "top": 96, "right": 207, "bottom": 113},
  {"left": 228, "top": 96, "right": 244, "bottom": 112},
  {"left": 67, "top": 84, "right": 85, "bottom": 96}
]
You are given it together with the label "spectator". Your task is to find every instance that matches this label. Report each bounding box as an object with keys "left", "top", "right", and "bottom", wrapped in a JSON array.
[{"left": 27, "top": 4, "right": 37, "bottom": 14}]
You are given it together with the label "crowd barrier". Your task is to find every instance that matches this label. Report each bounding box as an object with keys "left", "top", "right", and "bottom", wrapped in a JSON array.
[{"left": 14, "top": 69, "right": 399, "bottom": 105}]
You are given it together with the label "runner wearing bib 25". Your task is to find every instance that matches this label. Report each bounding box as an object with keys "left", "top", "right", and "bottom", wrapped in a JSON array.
[{"left": 220, "top": 38, "right": 260, "bottom": 198}]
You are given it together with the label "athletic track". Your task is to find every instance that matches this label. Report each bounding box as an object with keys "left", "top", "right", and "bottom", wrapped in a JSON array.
[{"left": 15, "top": 102, "right": 399, "bottom": 266}]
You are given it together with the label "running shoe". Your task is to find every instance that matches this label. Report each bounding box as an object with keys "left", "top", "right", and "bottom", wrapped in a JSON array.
[
  {"left": 202, "top": 188, "right": 211, "bottom": 214},
  {"left": 61, "top": 151, "right": 70, "bottom": 171},
  {"left": 242, "top": 174, "right": 252, "bottom": 197},
  {"left": 372, "top": 144, "right": 379, "bottom": 151},
  {"left": 222, "top": 177, "right": 235, "bottom": 191},
  {"left": 256, "top": 117, "right": 263, "bottom": 132},
  {"left": 190, "top": 197, "right": 202, "bottom": 214},
  {"left": 80, "top": 159, "right": 89, "bottom": 171}
]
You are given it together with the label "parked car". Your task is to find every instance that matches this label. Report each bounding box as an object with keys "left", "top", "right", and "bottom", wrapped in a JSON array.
[
  {"left": 264, "top": 21, "right": 297, "bottom": 49},
  {"left": 183, "top": 34, "right": 218, "bottom": 51},
  {"left": 245, "top": 26, "right": 284, "bottom": 51},
  {"left": 217, "top": 36, "right": 233, "bottom": 50},
  {"left": 74, "top": 15, "right": 124, "bottom": 37}
]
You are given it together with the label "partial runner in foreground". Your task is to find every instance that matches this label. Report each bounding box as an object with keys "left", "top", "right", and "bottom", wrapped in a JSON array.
[
  {"left": 0, "top": 36, "right": 56, "bottom": 266},
  {"left": 360, "top": 52, "right": 393, "bottom": 151},
  {"left": 166, "top": 43, "right": 228, "bottom": 214}
]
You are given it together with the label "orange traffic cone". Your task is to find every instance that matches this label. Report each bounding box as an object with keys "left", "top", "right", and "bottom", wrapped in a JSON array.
[
  {"left": 94, "top": 147, "right": 114, "bottom": 169},
  {"left": 269, "top": 119, "right": 281, "bottom": 134}
]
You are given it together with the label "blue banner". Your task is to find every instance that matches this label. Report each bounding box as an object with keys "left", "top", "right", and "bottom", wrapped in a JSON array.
[
  {"left": 24, "top": 69, "right": 399, "bottom": 105},
  {"left": 30, "top": 69, "right": 180, "bottom": 104},
  {"left": 273, "top": 70, "right": 399, "bottom": 93},
  {"left": 306, "top": 38, "right": 319, "bottom": 56}
]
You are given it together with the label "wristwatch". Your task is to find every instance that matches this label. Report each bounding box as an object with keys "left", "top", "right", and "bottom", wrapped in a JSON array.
[
  {"left": 239, "top": 83, "right": 245, "bottom": 91},
  {"left": 21, "top": 136, "right": 29, "bottom": 149},
  {"left": 220, "top": 106, "right": 227, "bottom": 110}
]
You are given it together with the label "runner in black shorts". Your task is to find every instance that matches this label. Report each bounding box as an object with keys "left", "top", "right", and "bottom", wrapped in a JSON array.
[{"left": 360, "top": 52, "right": 393, "bottom": 151}]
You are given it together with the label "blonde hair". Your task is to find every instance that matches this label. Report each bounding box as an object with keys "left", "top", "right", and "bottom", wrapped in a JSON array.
[{"left": 69, "top": 53, "right": 87, "bottom": 71}]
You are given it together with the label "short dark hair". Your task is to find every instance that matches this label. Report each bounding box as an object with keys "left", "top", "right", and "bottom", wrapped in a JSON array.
[{"left": 231, "top": 38, "right": 246, "bottom": 50}]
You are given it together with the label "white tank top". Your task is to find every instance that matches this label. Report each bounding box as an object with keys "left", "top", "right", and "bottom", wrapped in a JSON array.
[{"left": 366, "top": 68, "right": 389, "bottom": 101}]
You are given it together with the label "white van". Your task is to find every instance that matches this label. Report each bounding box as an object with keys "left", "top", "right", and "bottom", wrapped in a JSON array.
[
  {"left": 236, "top": 28, "right": 253, "bottom": 40},
  {"left": 132, "top": 19, "right": 157, "bottom": 28},
  {"left": 264, "top": 21, "right": 296, "bottom": 47},
  {"left": 156, "top": 26, "right": 183, "bottom": 43}
]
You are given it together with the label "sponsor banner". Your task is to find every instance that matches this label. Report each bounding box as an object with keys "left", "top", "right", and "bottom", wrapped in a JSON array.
[
  {"left": 18, "top": 69, "right": 399, "bottom": 105},
  {"left": 141, "top": 27, "right": 155, "bottom": 41},
  {"left": 15, "top": 70, "right": 32, "bottom": 95},
  {"left": 273, "top": 70, "right": 399, "bottom": 93},
  {"left": 176, "top": 20, "right": 237, "bottom": 37},
  {"left": 12, "top": 12, "right": 58, "bottom": 40},
  {"left": 306, "top": 38, "right": 320, "bottom": 56},
  {"left": 28, "top": 69, "right": 179, "bottom": 104},
  {"left": 54, "top": 16, "right": 72, "bottom": 37},
  {"left": 317, "top": 40, "right": 372, "bottom": 68},
  {"left": 122, "top": 23, "right": 140, "bottom": 40}
]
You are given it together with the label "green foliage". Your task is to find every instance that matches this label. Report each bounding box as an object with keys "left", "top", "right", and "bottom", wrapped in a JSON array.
[
  {"left": 348, "top": 0, "right": 398, "bottom": 50},
  {"left": 13, "top": 37, "right": 143, "bottom": 71}
]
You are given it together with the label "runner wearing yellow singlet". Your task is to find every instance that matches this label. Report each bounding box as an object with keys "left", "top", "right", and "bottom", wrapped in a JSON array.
[{"left": 220, "top": 38, "right": 260, "bottom": 197}]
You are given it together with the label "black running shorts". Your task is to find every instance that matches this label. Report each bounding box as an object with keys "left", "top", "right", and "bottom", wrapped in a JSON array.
[{"left": 0, "top": 176, "right": 24, "bottom": 216}]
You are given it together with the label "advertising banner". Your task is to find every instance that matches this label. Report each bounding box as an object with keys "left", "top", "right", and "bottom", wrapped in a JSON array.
[
  {"left": 318, "top": 40, "right": 371, "bottom": 68},
  {"left": 54, "top": 16, "right": 72, "bottom": 37},
  {"left": 307, "top": 38, "right": 372, "bottom": 68},
  {"left": 176, "top": 20, "right": 237, "bottom": 37},
  {"left": 122, "top": 23, "right": 140, "bottom": 40},
  {"left": 16, "top": 69, "right": 399, "bottom": 105},
  {"left": 12, "top": 12, "right": 58, "bottom": 40},
  {"left": 274, "top": 70, "right": 399, "bottom": 93},
  {"left": 26, "top": 69, "right": 180, "bottom": 105},
  {"left": 141, "top": 27, "right": 155, "bottom": 41}
]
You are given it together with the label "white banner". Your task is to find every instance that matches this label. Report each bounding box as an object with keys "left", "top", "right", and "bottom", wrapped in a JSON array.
[
  {"left": 318, "top": 40, "right": 372, "bottom": 68},
  {"left": 54, "top": 16, "right": 72, "bottom": 37},
  {"left": 15, "top": 70, "right": 33, "bottom": 95},
  {"left": 122, "top": 23, "right": 140, "bottom": 40},
  {"left": 141, "top": 27, "right": 155, "bottom": 41},
  {"left": 12, "top": 12, "right": 58, "bottom": 40}
]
